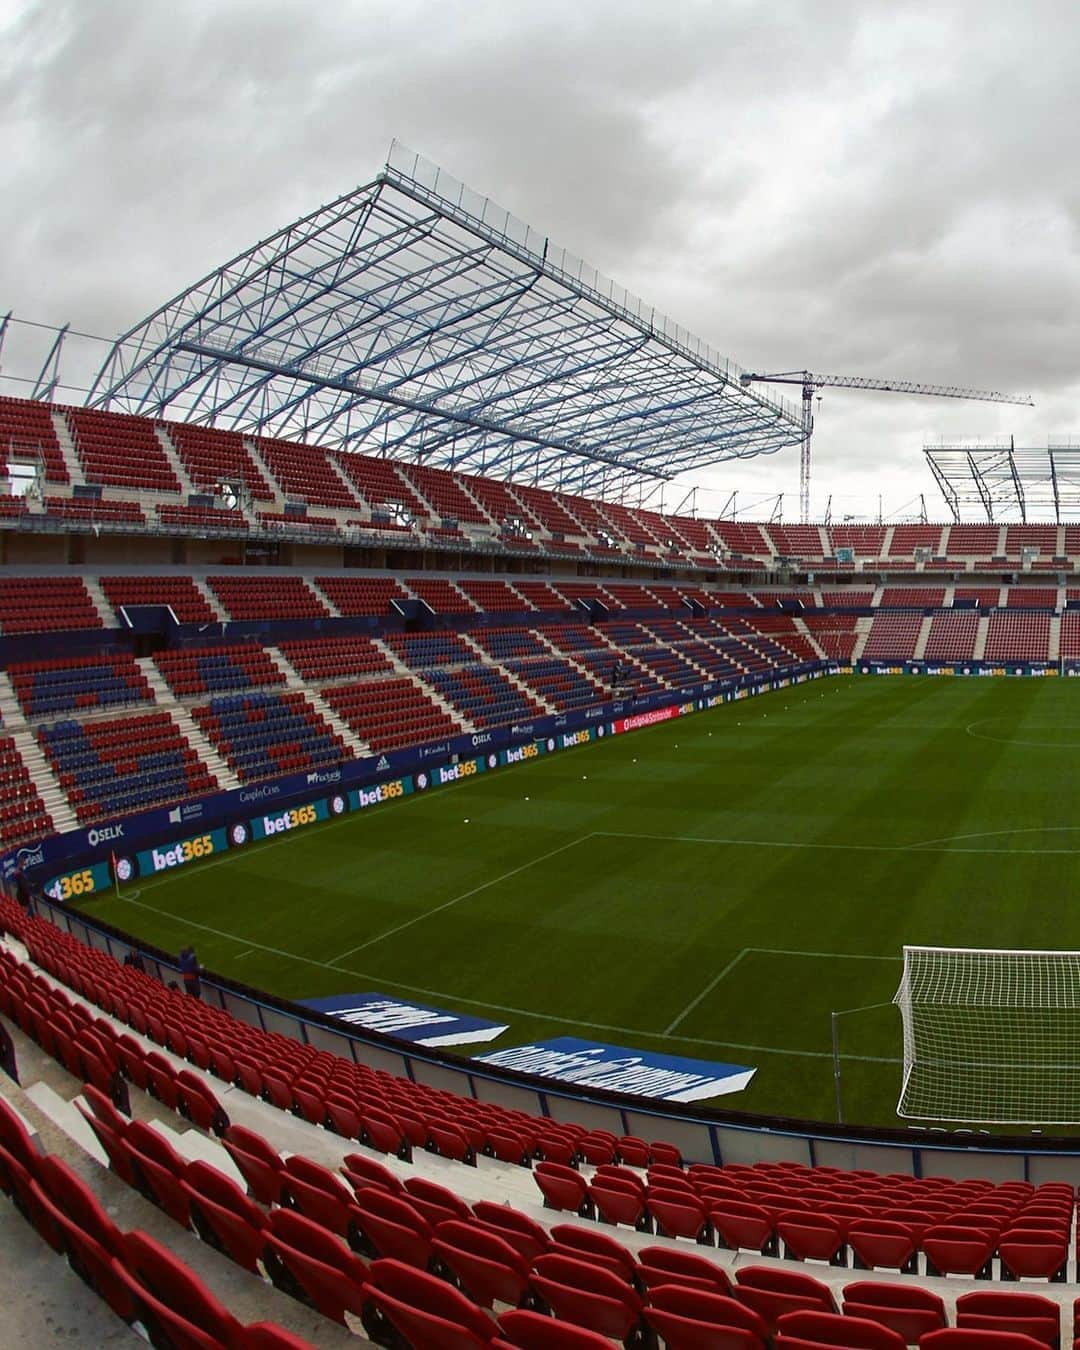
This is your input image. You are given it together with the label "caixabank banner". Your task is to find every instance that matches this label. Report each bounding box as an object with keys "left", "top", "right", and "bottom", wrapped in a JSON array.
[{"left": 475, "top": 1036, "right": 756, "bottom": 1103}]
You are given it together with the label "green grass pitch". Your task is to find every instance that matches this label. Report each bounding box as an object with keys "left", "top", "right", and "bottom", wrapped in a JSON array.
[{"left": 76, "top": 675, "right": 1080, "bottom": 1127}]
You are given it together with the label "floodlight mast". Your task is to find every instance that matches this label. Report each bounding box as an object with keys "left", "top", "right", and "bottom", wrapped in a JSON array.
[{"left": 737, "top": 369, "right": 1034, "bottom": 525}]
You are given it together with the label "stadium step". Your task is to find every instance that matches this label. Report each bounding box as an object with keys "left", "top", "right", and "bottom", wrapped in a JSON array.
[
  {"left": 135, "top": 660, "right": 242, "bottom": 789},
  {"left": 850, "top": 616, "right": 874, "bottom": 662},
  {"left": 240, "top": 436, "right": 286, "bottom": 505},
  {"left": 153, "top": 426, "right": 198, "bottom": 497},
  {"left": 913, "top": 614, "right": 934, "bottom": 660},
  {"left": 49, "top": 409, "right": 87, "bottom": 485},
  {"left": 264, "top": 645, "right": 370, "bottom": 756},
  {"left": 973, "top": 614, "right": 990, "bottom": 659},
  {"left": 24, "top": 1081, "right": 109, "bottom": 1166},
  {"left": 0, "top": 669, "right": 26, "bottom": 728},
  {"left": 309, "top": 579, "right": 342, "bottom": 617},
  {"left": 457, "top": 632, "right": 559, "bottom": 714},
  {"left": 373, "top": 637, "right": 479, "bottom": 731},
  {"left": 324, "top": 453, "right": 365, "bottom": 511},
  {"left": 81, "top": 575, "right": 117, "bottom": 629},
  {"left": 1049, "top": 613, "right": 1062, "bottom": 662},
  {"left": 191, "top": 575, "right": 229, "bottom": 622},
  {"left": 794, "top": 617, "right": 827, "bottom": 660},
  {"left": 881, "top": 524, "right": 895, "bottom": 556},
  {"left": 9, "top": 726, "right": 79, "bottom": 832}
]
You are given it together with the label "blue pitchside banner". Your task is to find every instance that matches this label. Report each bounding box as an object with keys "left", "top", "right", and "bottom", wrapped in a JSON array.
[
  {"left": 299, "top": 993, "right": 509, "bottom": 1047},
  {"left": 474, "top": 1037, "right": 756, "bottom": 1103}
]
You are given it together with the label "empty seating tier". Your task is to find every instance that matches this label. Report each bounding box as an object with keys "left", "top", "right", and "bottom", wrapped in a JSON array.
[
  {"left": 767, "top": 524, "right": 825, "bottom": 558},
  {"left": 279, "top": 636, "right": 393, "bottom": 682},
  {"left": 332, "top": 451, "right": 429, "bottom": 520},
  {"left": 0, "top": 577, "right": 102, "bottom": 633},
  {"left": 879, "top": 588, "right": 946, "bottom": 608},
  {"left": 405, "top": 578, "right": 474, "bottom": 614},
  {"left": 888, "top": 525, "right": 944, "bottom": 556},
  {"left": 0, "top": 737, "right": 52, "bottom": 845},
  {"left": 862, "top": 613, "right": 925, "bottom": 660},
  {"left": 456, "top": 579, "right": 528, "bottom": 611},
  {"left": 38, "top": 711, "right": 216, "bottom": 821},
  {"left": 8, "top": 654, "right": 153, "bottom": 718},
  {"left": 1005, "top": 587, "right": 1058, "bottom": 609},
  {"left": 946, "top": 524, "right": 1000, "bottom": 556},
  {"left": 208, "top": 576, "right": 329, "bottom": 621},
  {"left": 396, "top": 462, "right": 489, "bottom": 525},
  {"left": 255, "top": 439, "right": 359, "bottom": 508},
  {"left": 64, "top": 407, "right": 181, "bottom": 492},
  {"left": 924, "top": 611, "right": 979, "bottom": 660},
  {"left": 164, "top": 423, "right": 274, "bottom": 499},
  {"left": 0, "top": 395, "right": 70, "bottom": 482},
  {"left": 954, "top": 588, "right": 1001, "bottom": 609},
  {"left": 424, "top": 665, "right": 542, "bottom": 728},
  {"left": 192, "top": 691, "right": 348, "bottom": 781},
  {"left": 314, "top": 575, "right": 409, "bottom": 615},
  {"left": 322, "top": 677, "right": 461, "bottom": 751},
  {"left": 42, "top": 495, "right": 145, "bottom": 523},
  {"left": 154, "top": 644, "right": 288, "bottom": 697},
  {"left": 983, "top": 613, "right": 1052, "bottom": 662},
  {"left": 99, "top": 575, "right": 216, "bottom": 624},
  {"left": 156, "top": 503, "right": 249, "bottom": 532}
]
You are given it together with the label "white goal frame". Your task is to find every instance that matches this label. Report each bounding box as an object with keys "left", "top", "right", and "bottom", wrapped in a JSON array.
[{"left": 895, "top": 944, "right": 1080, "bottom": 1125}]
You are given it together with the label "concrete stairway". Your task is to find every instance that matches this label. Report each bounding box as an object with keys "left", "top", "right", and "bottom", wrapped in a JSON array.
[
  {"left": 81, "top": 576, "right": 117, "bottom": 629},
  {"left": 850, "top": 617, "right": 874, "bottom": 662},
  {"left": 154, "top": 427, "right": 197, "bottom": 497},
  {"left": 10, "top": 727, "right": 79, "bottom": 833},
  {"left": 913, "top": 615, "right": 934, "bottom": 660},
  {"left": 192, "top": 577, "right": 228, "bottom": 622},
  {"left": 372, "top": 638, "right": 476, "bottom": 733},
  {"left": 794, "top": 617, "right": 827, "bottom": 659},
  {"left": 135, "top": 659, "right": 241, "bottom": 790},
  {"left": 973, "top": 615, "right": 990, "bottom": 659},
  {"left": 49, "top": 411, "right": 86, "bottom": 486},
  {"left": 457, "top": 632, "right": 559, "bottom": 715}
]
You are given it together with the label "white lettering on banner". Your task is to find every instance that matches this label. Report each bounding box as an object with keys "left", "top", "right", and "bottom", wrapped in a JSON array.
[
  {"left": 436, "top": 761, "right": 478, "bottom": 784},
  {"left": 613, "top": 706, "right": 680, "bottom": 734},
  {"left": 482, "top": 1044, "right": 714, "bottom": 1096},
  {"left": 88, "top": 824, "right": 124, "bottom": 847},
  {"left": 356, "top": 780, "right": 405, "bottom": 808},
  {"left": 505, "top": 744, "right": 538, "bottom": 764},
  {"left": 336, "top": 1001, "right": 456, "bottom": 1032}
]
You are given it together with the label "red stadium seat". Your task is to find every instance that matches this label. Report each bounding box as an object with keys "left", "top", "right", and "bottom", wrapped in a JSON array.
[
  {"left": 776, "top": 1310, "right": 906, "bottom": 1350},
  {"left": 263, "top": 1209, "right": 368, "bottom": 1324},
  {"left": 645, "top": 1285, "right": 770, "bottom": 1350},
  {"left": 956, "top": 1292, "right": 1061, "bottom": 1348},
  {"left": 842, "top": 1280, "right": 947, "bottom": 1343}
]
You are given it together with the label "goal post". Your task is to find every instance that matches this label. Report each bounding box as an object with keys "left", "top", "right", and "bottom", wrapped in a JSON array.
[{"left": 894, "top": 945, "right": 1080, "bottom": 1124}]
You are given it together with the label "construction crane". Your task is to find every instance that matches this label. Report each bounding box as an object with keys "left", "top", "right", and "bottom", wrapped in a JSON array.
[{"left": 737, "top": 369, "right": 1034, "bottom": 524}]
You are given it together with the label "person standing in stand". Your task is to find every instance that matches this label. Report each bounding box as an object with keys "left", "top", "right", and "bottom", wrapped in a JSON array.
[
  {"left": 178, "top": 945, "right": 201, "bottom": 998},
  {"left": 14, "top": 865, "right": 34, "bottom": 916}
]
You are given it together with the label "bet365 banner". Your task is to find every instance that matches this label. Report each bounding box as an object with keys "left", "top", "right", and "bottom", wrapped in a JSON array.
[{"left": 475, "top": 1036, "right": 755, "bottom": 1102}]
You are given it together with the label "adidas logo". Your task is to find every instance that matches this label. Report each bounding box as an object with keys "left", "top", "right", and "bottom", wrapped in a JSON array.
[{"left": 376, "top": 755, "right": 390, "bottom": 771}]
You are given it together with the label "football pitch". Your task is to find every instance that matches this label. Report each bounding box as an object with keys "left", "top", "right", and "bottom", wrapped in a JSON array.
[{"left": 76, "top": 675, "right": 1080, "bottom": 1128}]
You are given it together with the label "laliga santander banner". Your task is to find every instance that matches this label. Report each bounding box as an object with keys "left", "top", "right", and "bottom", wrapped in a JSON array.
[{"left": 612, "top": 701, "right": 694, "bottom": 735}]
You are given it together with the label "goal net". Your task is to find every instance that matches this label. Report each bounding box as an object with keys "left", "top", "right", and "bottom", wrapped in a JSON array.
[{"left": 894, "top": 945, "right": 1080, "bottom": 1124}]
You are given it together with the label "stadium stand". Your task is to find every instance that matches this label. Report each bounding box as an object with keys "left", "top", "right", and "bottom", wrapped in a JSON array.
[
  {"left": 99, "top": 575, "right": 218, "bottom": 624},
  {"left": 255, "top": 440, "right": 358, "bottom": 510},
  {"left": 0, "top": 737, "right": 52, "bottom": 845},
  {"left": 313, "top": 576, "right": 409, "bottom": 616},
  {"left": 191, "top": 693, "right": 348, "bottom": 781},
  {"left": 0, "top": 577, "right": 103, "bottom": 633},
  {"left": 924, "top": 611, "right": 980, "bottom": 661},
  {"left": 38, "top": 711, "right": 216, "bottom": 821},
  {"left": 208, "top": 576, "right": 330, "bottom": 621},
  {"left": 154, "top": 645, "right": 288, "bottom": 697},
  {"left": 323, "top": 677, "right": 461, "bottom": 751},
  {"left": 164, "top": 423, "right": 275, "bottom": 500},
  {"left": 65, "top": 407, "right": 182, "bottom": 493},
  {"left": 0, "top": 394, "right": 70, "bottom": 482},
  {"left": 862, "top": 613, "right": 924, "bottom": 661},
  {"left": 8, "top": 654, "right": 154, "bottom": 718},
  {"left": 983, "top": 612, "right": 1053, "bottom": 662}
]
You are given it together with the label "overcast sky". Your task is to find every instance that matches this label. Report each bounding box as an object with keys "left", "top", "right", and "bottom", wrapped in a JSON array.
[{"left": 2, "top": 0, "right": 1078, "bottom": 521}]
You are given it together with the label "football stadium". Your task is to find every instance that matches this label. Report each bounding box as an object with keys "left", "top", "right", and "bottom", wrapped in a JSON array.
[{"left": 7, "top": 110, "right": 1080, "bottom": 1346}]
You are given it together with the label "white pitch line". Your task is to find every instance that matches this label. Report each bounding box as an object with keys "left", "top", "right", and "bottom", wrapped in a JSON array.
[
  {"left": 594, "top": 829, "right": 1080, "bottom": 857},
  {"left": 329, "top": 833, "right": 596, "bottom": 963},
  {"left": 663, "top": 946, "right": 900, "bottom": 1036},
  {"left": 114, "top": 892, "right": 898, "bottom": 1062},
  {"left": 665, "top": 948, "right": 750, "bottom": 1035}
]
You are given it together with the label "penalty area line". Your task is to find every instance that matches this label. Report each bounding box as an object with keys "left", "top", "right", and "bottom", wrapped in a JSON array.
[
  {"left": 328, "top": 833, "right": 597, "bottom": 963},
  {"left": 111, "top": 893, "right": 898, "bottom": 1063}
]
